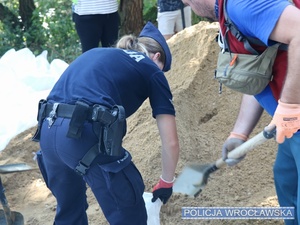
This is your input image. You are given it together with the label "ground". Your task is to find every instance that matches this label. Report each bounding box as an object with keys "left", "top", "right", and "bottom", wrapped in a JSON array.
[{"left": 0, "top": 22, "right": 285, "bottom": 225}]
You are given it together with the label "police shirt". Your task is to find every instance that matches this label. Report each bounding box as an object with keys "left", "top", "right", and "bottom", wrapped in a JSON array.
[{"left": 47, "top": 48, "right": 175, "bottom": 118}]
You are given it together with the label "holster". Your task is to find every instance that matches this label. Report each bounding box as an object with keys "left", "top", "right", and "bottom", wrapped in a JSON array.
[
  {"left": 102, "top": 105, "right": 126, "bottom": 157},
  {"left": 75, "top": 104, "right": 126, "bottom": 176}
]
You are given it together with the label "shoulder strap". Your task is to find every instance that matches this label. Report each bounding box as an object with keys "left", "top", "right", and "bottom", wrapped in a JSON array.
[
  {"left": 223, "top": 0, "right": 288, "bottom": 54},
  {"left": 223, "top": 0, "right": 260, "bottom": 54}
]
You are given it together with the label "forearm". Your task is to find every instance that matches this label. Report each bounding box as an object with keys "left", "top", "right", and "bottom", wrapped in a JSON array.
[
  {"left": 156, "top": 114, "right": 179, "bottom": 182},
  {"left": 231, "top": 94, "right": 264, "bottom": 137},
  {"left": 161, "top": 141, "right": 179, "bottom": 182}
]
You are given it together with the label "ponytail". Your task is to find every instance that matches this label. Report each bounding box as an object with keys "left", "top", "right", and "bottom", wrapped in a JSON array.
[{"left": 116, "top": 35, "right": 149, "bottom": 56}]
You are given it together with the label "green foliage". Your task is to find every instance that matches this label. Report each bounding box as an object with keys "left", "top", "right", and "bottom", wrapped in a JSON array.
[
  {"left": 34, "top": 0, "right": 81, "bottom": 63},
  {"left": 192, "top": 11, "right": 207, "bottom": 24},
  {"left": 0, "top": 0, "right": 81, "bottom": 63},
  {"left": 143, "top": 0, "right": 157, "bottom": 24}
]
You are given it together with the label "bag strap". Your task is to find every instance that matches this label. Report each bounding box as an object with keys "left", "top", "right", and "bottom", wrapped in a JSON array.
[
  {"left": 223, "top": 0, "right": 260, "bottom": 54},
  {"left": 222, "top": 0, "right": 288, "bottom": 54}
]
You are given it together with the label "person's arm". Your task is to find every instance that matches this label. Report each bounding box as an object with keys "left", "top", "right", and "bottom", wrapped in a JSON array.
[
  {"left": 231, "top": 94, "right": 264, "bottom": 137},
  {"left": 270, "top": 5, "right": 300, "bottom": 103},
  {"left": 151, "top": 114, "right": 179, "bottom": 204},
  {"left": 222, "top": 94, "right": 264, "bottom": 166},
  {"left": 156, "top": 114, "right": 179, "bottom": 181},
  {"left": 267, "top": 5, "right": 300, "bottom": 143}
]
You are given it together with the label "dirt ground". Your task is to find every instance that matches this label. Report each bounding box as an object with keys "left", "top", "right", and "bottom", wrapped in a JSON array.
[{"left": 0, "top": 21, "right": 284, "bottom": 225}]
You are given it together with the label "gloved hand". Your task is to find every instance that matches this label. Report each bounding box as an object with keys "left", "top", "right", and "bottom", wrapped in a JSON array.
[
  {"left": 152, "top": 176, "right": 175, "bottom": 204},
  {"left": 269, "top": 100, "right": 300, "bottom": 143},
  {"left": 222, "top": 132, "right": 248, "bottom": 166}
]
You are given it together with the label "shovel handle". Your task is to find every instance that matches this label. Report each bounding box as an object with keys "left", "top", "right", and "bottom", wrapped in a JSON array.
[{"left": 215, "top": 128, "right": 275, "bottom": 168}]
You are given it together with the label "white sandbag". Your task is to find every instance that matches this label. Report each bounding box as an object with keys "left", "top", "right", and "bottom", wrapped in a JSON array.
[
  {"left": 143, "top": 192, "right": 163, "bottom": 225},
  {"left": 0, "top": 48, "right": 69, "bottom": 151}
]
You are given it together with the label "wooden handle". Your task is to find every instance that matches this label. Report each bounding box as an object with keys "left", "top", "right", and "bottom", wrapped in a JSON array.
[{"left": 215, "top": 130, "right": 270, "bottom": 168}]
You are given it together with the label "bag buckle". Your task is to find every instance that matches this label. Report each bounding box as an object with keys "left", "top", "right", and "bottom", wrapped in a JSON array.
[{"left": 47, "top": 103, "right": 59, "bottom": 128}]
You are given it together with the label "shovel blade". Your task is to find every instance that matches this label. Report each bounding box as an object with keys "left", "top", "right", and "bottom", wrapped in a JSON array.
[
  {"left": 0, "top": 163, "right": 37, "bottom": 174},
  {"left": 0, "top": 209, "right": 24, "bottom": 225},
  {"left": 173, "top": 163, "right": 215, "bottom": 197}
]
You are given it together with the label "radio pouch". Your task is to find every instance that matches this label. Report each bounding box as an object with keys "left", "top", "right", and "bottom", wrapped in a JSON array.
[{"left": 67, "top": 101, "right": 90, "bottom": 139}]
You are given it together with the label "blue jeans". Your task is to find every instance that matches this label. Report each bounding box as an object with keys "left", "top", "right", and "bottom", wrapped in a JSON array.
[
  {"left": 37, "top": 117, "right": 147, "bottom": 225},
  {"left": 274, "top": 134, "right": 300, "bottom": 225}
]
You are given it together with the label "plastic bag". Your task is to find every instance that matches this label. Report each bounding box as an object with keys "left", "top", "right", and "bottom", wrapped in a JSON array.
[{"left": 143, "top": 192, "right": 163, "bottom": 225}]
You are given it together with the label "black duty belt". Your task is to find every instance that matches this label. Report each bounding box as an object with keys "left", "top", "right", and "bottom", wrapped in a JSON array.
[
  {"left": 44, "top": 102, "right": 116, "bottom": 124},
  {"left": 43, "top": 101, "right": 117, "bottom": 140},
  {"left": 44, "top": 103, "right": 92, "bottom": 120},
  {"left": 32, "top": 100, "right": 126, "bottom": 176}
]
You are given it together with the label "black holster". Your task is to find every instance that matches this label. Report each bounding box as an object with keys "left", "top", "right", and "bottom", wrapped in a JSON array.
[{"left": 101, "top": 105, "right": 126, "bottom": 157}]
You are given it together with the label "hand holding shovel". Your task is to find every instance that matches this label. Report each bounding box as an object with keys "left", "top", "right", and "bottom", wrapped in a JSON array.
[{"left": 173, "top": 127, "right": 276, "bottom": 197}]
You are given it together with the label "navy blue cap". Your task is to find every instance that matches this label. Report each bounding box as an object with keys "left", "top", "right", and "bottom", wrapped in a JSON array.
[{"left": 139, "top": 21, "right": 172, "bottom": 72}]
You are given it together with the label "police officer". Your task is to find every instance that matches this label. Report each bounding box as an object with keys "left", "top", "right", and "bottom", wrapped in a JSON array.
[{"left": 33, "top": 22, "right": 180, "bottom": 225}]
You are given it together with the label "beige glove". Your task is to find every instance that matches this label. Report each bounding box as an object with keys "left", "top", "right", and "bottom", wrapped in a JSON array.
[{"left": 268, "top": 100, "right": 300, "bottom": 143}]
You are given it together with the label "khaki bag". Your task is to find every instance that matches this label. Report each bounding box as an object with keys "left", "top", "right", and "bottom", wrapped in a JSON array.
[
  {"left": 215, "top": 43, "right": 280, "bottom": 95},
  {"left": 215, "top": 0, "right": 286, "bottom": 95}
]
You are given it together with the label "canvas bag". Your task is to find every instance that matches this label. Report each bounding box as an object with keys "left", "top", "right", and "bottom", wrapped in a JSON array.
[
  {"left": 215, "top": 43, "right": 280, "bottom": 95},
  {"left": 214, "top": 0, "right": 281, "bottom": 95}
]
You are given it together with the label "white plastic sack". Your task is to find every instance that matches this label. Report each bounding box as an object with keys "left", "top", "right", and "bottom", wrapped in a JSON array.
[
  {"left": 143, "top": 192, "right": 163, "bottom": 225},
  {"left": 0, "top": 48, "right": 69, "bottom": 151}
]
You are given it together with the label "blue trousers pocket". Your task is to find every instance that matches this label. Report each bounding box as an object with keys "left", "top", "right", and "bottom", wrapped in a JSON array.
[{"left": 102, "top": 162, "right": 145, "bottom": 208}]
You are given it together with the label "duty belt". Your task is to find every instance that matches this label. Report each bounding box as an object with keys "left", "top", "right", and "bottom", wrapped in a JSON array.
[
  {"left": 43, "top": 102, "right": 116, "bottom": 124},
  {"left": 33, "top": 100, "right": 126, "bottom": 176}
]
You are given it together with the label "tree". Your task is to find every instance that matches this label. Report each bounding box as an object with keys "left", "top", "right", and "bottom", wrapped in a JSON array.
[{"left": 119, "top": 0, "right": 144, "bottom": 36}]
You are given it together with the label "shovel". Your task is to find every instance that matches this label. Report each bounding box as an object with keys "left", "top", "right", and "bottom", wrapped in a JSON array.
[
  {"left": 0, "top": 163, "right": 38, "bottom": 174},
  {"left": 0, "top": 163, "right": 38, "bottom": 224},
  {"left": 0, "top": 177, "right": 24, "bottom": 225},
  {"left": 173, "top": 128, "right": 276, "bottom": 197}
]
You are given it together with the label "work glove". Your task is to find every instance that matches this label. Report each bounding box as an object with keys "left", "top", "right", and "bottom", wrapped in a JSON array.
[
  {"left": 152, "top": 176, "right": 175, "bottom": 204},
  {"left": 268, "top": 100, "right": 300, "bottom": 143},
  {"left": 222, "top": 132, "right": 248, "bottom": 166}
]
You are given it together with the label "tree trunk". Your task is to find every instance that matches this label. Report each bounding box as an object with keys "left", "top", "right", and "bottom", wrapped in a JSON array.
[
  {"left": 119, "top": 0, "right": 143, "bottom": 37},
  {"left": 19, "top": 0, "right": 36, "bottom": 30}
]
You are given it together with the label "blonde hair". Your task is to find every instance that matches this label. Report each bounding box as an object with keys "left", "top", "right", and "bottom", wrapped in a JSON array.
[{"left": 116, "top": 35, "right": 166, "bottom": 66}]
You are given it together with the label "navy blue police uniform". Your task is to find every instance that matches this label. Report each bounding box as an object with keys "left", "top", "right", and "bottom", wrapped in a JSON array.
[{"left": 33, "top": 22, "right": 174, "bottom": 225}]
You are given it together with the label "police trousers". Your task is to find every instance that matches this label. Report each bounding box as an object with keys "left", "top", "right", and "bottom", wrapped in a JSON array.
[{"left": 36, "top": 117, "right": 147, "bottom": 225}]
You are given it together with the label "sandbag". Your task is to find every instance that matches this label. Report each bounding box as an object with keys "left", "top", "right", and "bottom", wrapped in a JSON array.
[{"left": 143, "top": 192, "right": 163, "bottom": 225}]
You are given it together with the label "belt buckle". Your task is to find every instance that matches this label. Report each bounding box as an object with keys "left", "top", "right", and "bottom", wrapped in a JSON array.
[{"left": 47, "top": 103, "right": 59, "bottom": 128}]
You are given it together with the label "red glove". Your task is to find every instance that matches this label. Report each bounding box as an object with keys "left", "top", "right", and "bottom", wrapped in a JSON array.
[
  {"left": 269, "top": 100, "right": 300, "bottom": 143},
  {"left": 152, "top": 176, "right": 175, "bottom": 204}
]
